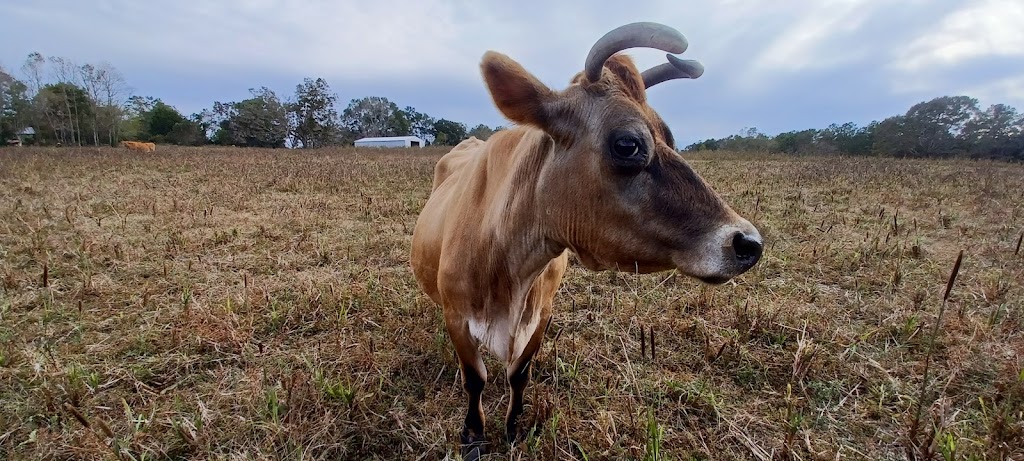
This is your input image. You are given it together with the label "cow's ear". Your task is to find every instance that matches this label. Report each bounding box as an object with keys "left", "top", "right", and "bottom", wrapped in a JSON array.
[{"left": 481, "top": 51, "right": 554, "bottom": 129}]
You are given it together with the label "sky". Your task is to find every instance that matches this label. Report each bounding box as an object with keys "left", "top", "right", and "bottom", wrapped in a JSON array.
[{"left": 3, "top": 0, "right": 1024, "bottom": 146}]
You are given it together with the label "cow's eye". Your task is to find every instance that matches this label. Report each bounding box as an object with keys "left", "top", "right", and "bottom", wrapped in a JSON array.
[
  {"left": 606, "top": 131, "right": 649, "bottom": 173},
  {"left": 613, "top": 136, "right": 642, "bottom": 157}
]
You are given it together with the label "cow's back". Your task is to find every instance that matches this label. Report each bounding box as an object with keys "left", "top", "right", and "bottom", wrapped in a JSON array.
[{"left": 431, "top": 136, "right": 484, "bottom": 191}]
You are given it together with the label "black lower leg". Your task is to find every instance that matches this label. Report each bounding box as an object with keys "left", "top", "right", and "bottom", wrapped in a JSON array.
[
  {"left": 505, "top": 358, "right": 532, "bottom": 443},
  {"left": 461, "top": 364, "right": 487, "bottom": 450}
]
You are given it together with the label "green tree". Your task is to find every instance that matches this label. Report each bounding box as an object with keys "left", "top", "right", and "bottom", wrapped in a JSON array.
[
  {"left": 962, "top": 104, "right": 1023, "bottom": 160},
  {"left": 772, "top": 129, "right": 818, "bottom": 154},
  {"left": 119, "top": 97, "right": 191, "bottom": 144},
  {"left": 675, "top": 96, "right": 1022, "bottom": 161},
  {"left": 683, "top": 138, "right": 720, "bottom": 152},
  {"left": 903, "top": 95, "right": 979, "bottom": 157},
  {"left": 120, "top": 95, "right": 153, "bottom": 141},
  {"left": 402, "top": 106, "right": 436, "bottom": 143},
  {"left": 814, "top": 122, "right": 875, "bottom": 156},
  {"left": 341, "top": 96, "right": 409, "bottom": 140},
  {"left": 46, "top": 56, "right": 95, "bottom": 146},
  {"left": 15, "top": 52, "right": 131, "bottom": 146},
  {"left": 210, "top": 87, "right": 289, "bottom": 148},
  {"left": 432, "top": 118, "right": 467, "bottom": 146},
  {"left": 717, "top": 127, "right": 772, "bottom": 152},
  {"left": 467, "top": 123, "right": 497, "bottom": 141},
  {"left": 146, "top": 101, "right": 187, "bottom": 140},
  {"left": 872, "top": 115, "right": 915, "bottom": 156},
  {"left": 288, "top": 77, "right": 339, "bottom": 148},
  {"left": 34, "top": 82, "right": 93, "bottom": 146},
  {"left": 852, "top": 121, "right": 878, "bottom": 156},
  {"left": 0, "top": 67, "right": 31, "bottom": 142},
  {"left": 166, "top": 119, "right": 207, "bottom": 145}
]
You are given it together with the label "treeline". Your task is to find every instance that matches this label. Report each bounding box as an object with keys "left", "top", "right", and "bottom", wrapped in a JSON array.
[
  {"left": 0, "top": 52, "right": 501, "bottom": 148},
  {"left": 5, "top": 52, "right": 1022, "bottom": 160},
  {"left": 685, "top": 96, "right": 1024, "bottom": 161}
]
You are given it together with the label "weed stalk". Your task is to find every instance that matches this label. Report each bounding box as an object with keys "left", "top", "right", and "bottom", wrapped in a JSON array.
[{"left": 909, "top": 249, "right": 963, "bottom": 458}]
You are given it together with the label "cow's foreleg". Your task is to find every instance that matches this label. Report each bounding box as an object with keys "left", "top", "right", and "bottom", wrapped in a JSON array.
[
  {"left": 506, "top": 254, "right": 567, "bottom": 443},
  {"left": 504, "top": 315, "right": 547, "bottom": 444},
  {"left": 445, "top": 315, "right": 488, "bottom": 459}
]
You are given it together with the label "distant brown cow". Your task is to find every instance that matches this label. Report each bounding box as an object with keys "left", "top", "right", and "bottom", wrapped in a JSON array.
[
  {"left": 120, "top": 140, "right": 141, "bottom": 151},
  {"left": 120, "top": 141, "right": 155, "bottom": 152}
]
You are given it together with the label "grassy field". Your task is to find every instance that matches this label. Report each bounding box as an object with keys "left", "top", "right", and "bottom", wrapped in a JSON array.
[{"left": 1, "top": 145, "right": 1022, "bottom": 460}]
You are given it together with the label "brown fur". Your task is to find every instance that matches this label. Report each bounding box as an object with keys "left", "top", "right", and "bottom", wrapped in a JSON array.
[
  {"left": 120, "top": 141, "right": 155, "bottom": 153},
  {"left": 411, "top": 47, "right": 760, "bottom": 455}
]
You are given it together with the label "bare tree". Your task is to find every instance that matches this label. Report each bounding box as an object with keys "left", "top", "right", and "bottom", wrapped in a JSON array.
[
  {"left": 21, "top": 53, "right": 59, "bottom": 143},
  {"left": 50, "top": 56, "right": 87, "bottom": 145},
  {"left": 77, "top": 63, "right": 117, "bottom": 145},
  {"left": 79, "top": 64, "right": 103, "bottom": 145},
  {"left": 91, "top": 62, "right": 128, "bottom": 145}
]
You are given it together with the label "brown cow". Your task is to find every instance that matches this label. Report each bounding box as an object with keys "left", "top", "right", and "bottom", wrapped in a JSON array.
[
  {"left": 121, "top": 140, "right": 143, "bottom": 152},
  {"left": 120, "top": 140, "right": 156, "bottom": 152},
  {"left": 410, "top": 22, "right": 762, "bottom": 458}
]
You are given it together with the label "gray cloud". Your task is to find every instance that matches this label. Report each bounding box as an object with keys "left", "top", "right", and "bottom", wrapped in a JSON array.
[{"left": 2, "top": 0, "right": 1022, "bottom": 146}]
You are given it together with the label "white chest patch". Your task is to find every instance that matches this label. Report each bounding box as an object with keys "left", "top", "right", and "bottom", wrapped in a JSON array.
[{"left": 468, "top": 316, "right": 511, "bottom": 364}]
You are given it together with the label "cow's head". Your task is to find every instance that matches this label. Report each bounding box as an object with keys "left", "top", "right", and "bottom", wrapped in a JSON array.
[{"left": 481, "top": 22, "right": 762, "bottom": 284}]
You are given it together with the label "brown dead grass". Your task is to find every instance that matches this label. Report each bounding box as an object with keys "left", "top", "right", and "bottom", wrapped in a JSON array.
[{"left": 0, "top": 145, "right": 1022, "bottom": 460}]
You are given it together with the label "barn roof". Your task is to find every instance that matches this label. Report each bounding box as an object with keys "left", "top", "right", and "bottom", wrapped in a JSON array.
[{"left": 354, "top": 136, "right": 423, "bottom": 142}]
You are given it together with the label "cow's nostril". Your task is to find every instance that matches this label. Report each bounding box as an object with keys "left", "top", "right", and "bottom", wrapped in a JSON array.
[{"left": 733, "top": 233, "right": 763, "bottom": 269}]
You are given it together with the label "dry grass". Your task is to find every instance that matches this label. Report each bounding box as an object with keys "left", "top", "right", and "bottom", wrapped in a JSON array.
[{"left": 1, "top": 145, "right": 1022, "bottom": 460}]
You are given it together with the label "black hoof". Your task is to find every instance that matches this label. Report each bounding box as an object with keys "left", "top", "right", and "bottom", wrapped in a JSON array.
[
  {"left": 462, "top": 444, "right": 484, "bottom": 461},
  {"left": 460, "top": 431, "right": 488, "bottom": 461},
  {"left": 507, "top": 423, "right": 540, "bottom": 446},
  {"left": 505, "top": 427, "right": 521, "bottom": 445}
]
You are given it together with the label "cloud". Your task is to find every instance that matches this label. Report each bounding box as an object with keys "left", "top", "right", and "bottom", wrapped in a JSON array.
[
  {"left": 964, "top": 75, "right": 1024, "bottom": 107},
  {"left": 894, "top": 0, "right": 1024, "bottom": 72},
  {"left": 884, "top": 0, "right": 1024, "bottom": 108},
  {"left": 5, "top": 0, "right": 518, "bottom": 84},
  {"left": 749, "top": 0, "right": 882, "bottom": 74},
  {"left": 5, "top": 0, "right": 688, "bottom": 85},
  {"left": 2, "top": 0, "right": 1022, "bottom": 146}
]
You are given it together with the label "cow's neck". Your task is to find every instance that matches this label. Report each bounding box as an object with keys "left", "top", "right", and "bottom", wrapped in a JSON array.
[{"left": 475, "top": 129, "right": 566, "bottom": 297}]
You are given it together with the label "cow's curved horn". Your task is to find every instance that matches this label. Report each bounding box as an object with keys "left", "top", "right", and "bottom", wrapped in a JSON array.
[
  {"left": 641, "top": 54, "right": 705, "bottom": 88},
  {"left": 584, "top": 22, "right": 689, "bottom": 83}
]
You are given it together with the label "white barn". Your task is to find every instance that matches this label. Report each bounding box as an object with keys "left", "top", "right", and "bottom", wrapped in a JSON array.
[{"left": 354, "top": 136, "right": 425, "bottom": 148}]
